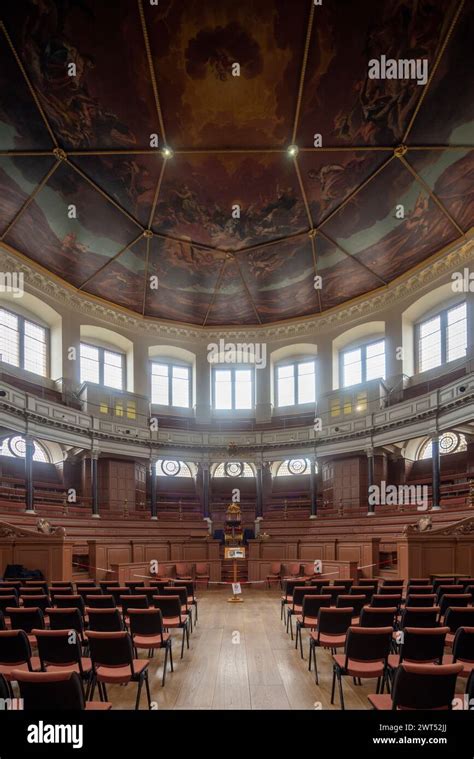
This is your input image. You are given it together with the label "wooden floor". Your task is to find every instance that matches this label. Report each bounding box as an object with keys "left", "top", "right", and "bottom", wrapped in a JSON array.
[{"left": 110, "top": 588, "right": 378, "bottom": 710}]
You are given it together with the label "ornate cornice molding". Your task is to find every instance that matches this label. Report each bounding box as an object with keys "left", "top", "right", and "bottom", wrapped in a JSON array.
[{"left": 0, "top": 237, "right": 473, "bottom": 342}]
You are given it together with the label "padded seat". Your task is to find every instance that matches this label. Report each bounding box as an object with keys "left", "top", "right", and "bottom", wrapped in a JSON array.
[
  {"left": 332, "top": 654, "right": 385, "bottom": 678},
  {"left": 133, "top": 632, "right": 171, "bottom": 648},
  {"left": 95, "top": 660, "right": 149, "bottom": 684}
]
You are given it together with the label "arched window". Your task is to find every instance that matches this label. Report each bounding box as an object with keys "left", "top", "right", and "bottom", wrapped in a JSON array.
[
  {"left": 213, "top": 462, "right": 254, "bottom": 478},
  {"left": 0, "top": 435, "right": 49, "bottom": 462},
  {"left": 156, "top": 460, "right": 192, "bottom": 478},
  {"left": 419, "top": 432, "right": 467, "bottom": 460},
  {"left": 275, "top": 458, "right": 315, "bottom": 476}
]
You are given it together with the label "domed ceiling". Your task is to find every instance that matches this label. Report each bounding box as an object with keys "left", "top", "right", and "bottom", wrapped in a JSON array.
[{"left": 0, "top": 0, "right": 472, "bottom": 326}]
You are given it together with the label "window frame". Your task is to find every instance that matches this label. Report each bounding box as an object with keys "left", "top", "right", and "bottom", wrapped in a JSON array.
[
  {"left": 0, "top": 306, "right": 49, "bottom": 378},
  {"left": 80, "top": 342, "right": 125, "bottom": 391},
  {"left": 211, "top": 365, "right": 255, "bottom": 411},
  {"left": 274, "top": 358, "right": 316, "bottom": 408},
  {"left": 150, "top": 360, "right": 192, "bottom": 409},
  {"left": 340, "top": 338, "right": 385, "bottom": 388},
  {"left": 415, "top": 301, "right": 467, "bottom": 374}
]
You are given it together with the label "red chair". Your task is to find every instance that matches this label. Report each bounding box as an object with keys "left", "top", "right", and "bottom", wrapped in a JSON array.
[
  {"left": 265, "top": 562, "right": 282, "bottom": 589},
  {"left": 285, "top": 563, "right": 302, "bottom": 579},
  {"left": 175, "top": 563, "right": 193, "bottom": 581},
  {"left": 368, "top": 662, "right": 463, "bottom": 710},
  {"left": 129, "top": 608, "right": 173, "bottom": 686},
  {"left": 331, "top": 627, "right": 392, "bottom": 709},
  {"left": 152, "top": 595, "right": 189, "bottom": 658},
  {"left": 295, "top": 595, "right": 331, "bottom": 657},
  {"left": 309, "top": 608, "right": 353, "bottom": 684},
  {"left": 88, "top": 630, "right": 151, "bottom": 709},
  {"left": 34, "top": 629, "right": 92, "bottom": 694},
  {"left": 444, "top": 607, "right": 474, "bottom": 647},
  {"left": 195, "top": 563, "right": 210, "bottom": 589}
]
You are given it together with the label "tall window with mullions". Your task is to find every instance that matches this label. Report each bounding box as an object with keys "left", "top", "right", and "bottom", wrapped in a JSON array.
[
  {"left": 0, "top": 308, "right": 48, "bottom": 377},
  {"left": 151, "top": 362, "right": 191, "bottom": 408}
]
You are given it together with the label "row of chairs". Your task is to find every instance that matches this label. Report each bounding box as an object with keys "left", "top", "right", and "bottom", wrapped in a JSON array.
[{"left": 279, "top": 579, "right": 474, "bottom": 709}]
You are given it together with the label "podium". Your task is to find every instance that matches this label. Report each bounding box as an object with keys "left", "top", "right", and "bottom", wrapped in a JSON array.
[{"left": 225, "top": 546, "right": 246, "bottom": 603}]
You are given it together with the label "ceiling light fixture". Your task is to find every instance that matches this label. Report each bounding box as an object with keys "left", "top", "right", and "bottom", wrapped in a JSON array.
[
  {"left": 162, "top": 146, "right": 174, "bottom": 159},
  {"left": 287, "top": 144, "right": 299, "bottom": 158}
]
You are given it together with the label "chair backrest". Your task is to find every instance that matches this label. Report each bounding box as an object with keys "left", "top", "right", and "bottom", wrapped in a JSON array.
[
  {"left": 77, "top": 587, "right": 102, "bottom": 600},
  {"left": 138, "top": 587, "right": 159, "bottom": 605},
  {"left": 308, "top": 579, "right": 327, "bottom": 591},
  {"left": 407, "top": 578, "right": 432, "bottom": 586},
  {"left": 54, "top": 595, "right": 85, "bottom": 614},
  {"left": 19, "top": 587, "right": 43, "bottom": 597},
  {"left": 357, "top": 579, "right": 378, "bottom": 588},
  {"left": 301, "top": 595, "right": 331, "bottom": 621},
  {"left": 391, "top": 662, "right": 462, "bottom": 710},
  {"left": 317, "top": 607, "right": 353, "bottom": 637},
  {"left": 0, "top": 610, "right": 5, "bottom": 631},
  {"left": 382, "top": 579, "right": 404, "bottom": 587},
  {"left": 405, "top": 594, "right": 436, "bottom": 608},
  {"left": 99, "top": 582, "right": 120, "bottom": 592},
  {"left": 291, "top": 586, "right": 311, "bottom": 608},
  {"left": 22, "top": 595, "right": 50, "bottom": 612},
  {"left": 350, "top": 586, "right": 374, "bottom": 601},
  {"left": 337, "top": 595, "right": 366, "bottom": 616},
  {"left": 129, "top": 608, "right": 165, "bottom": 640},
  {"left": 439, "top": 594, "right": 471, "bottom": 616},
  {"left": 86, "top": 608, "right": 123, "bottom": 632},
  {"left": 162, "top": 586, "right": 188, "bottom": 607},
  {"left": 399, "top": 607, "right": 440, "bottom": 629},
  {"left": 359, "top": 607, "right": 397, "bottom": 628},
  {"left": 124, "top": 581, "right": 146, "bottom": 591},
  {"left": 452, "top": 626, "right": 474, "bottom": 663},
  {"left": 287, "top": 563, "right": 302, "bottom": 577},
  {"left": 432, "top": 578, "right": 455, "bottom": 592},
  {"left": 458, "top": 578, "right": 474, "bottom": 591},
  {"left": 108, "top": 587, "right": 130, "bottom": 605},
  {"left": 24, "top": 581, "right": 49, "bottom": 593},
  {"left": 444, "top": 607, "right": 474, "bottom": 634},
  {"left": 400, "top": 626, "right": 448, "bottom": 664},
  {"left": 321, "top": 586, "right": 346, "bottom": 604},
  {"left": 407, "top": 585, "right": 436, "bottom": 598},
  {"left": 436, "top": 585, "right": 465, "bottom": 600},
  {"left": 49, "top": 582, "right": 73, "bottom": 589},
  {"left": 344, "top": 626, "right": 392, "bottom": 664},
  {"left": 329, "top": 580, "right": 353, "bottom": 591},
  {"left": 0, "top": 587, "right": 19, "bottom": 598},
  {"left": 149, "top": 581, "right": 170, "bottom": 594},
  {"left": 195, "top": 563, "right": 209, "bottom": 576},
  {"left": 34, "top": 629, "right": 82, "bottom": 669},
  {"left": 152, "top": 595, "right": 183, "bottom": 622},
  {"left": 76, "top": 581, "right": 97, "bottom": 588},
  {"left": 47, "top": 608, "right": 84, "bottom": 635},
  {"left": 14, "top": 669, "right": 86, "bottom": 710},
  {"left": 371, "top": 594, "right": 401, "bottom": 608},
  {"left": 0, "top": 629, "right": 32, "bottom": 666},
  {"left": 50, "top": 588, "right": 74, "bottom": 599},
  {"left": 176, "top": 563, "right": 192, "bottom": 577},
  {"left": 0, "top": 581, "right": 21, "bottom": 590},
  {"left": 121, "top": 595, "right": 149, "bottom": 613},
  {"left": 0, "top": 595, "right": 19, "bottom": 613},
  {"left": 269, "top": 562, "right": 281, "bottom": 575},
  {"left": 87, "top": 630, "right": 134, "bottom": 669},
  {"left": 85, "top": 594, "right": 116, "bottom": 608},
  {"left": 8, "top": 607, "right": 45, "bottom": 633}
]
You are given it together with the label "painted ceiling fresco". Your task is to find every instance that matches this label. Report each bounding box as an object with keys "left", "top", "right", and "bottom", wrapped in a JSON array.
[{"left": 0, "top": 0, "right": 472, "bottom": 326}]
